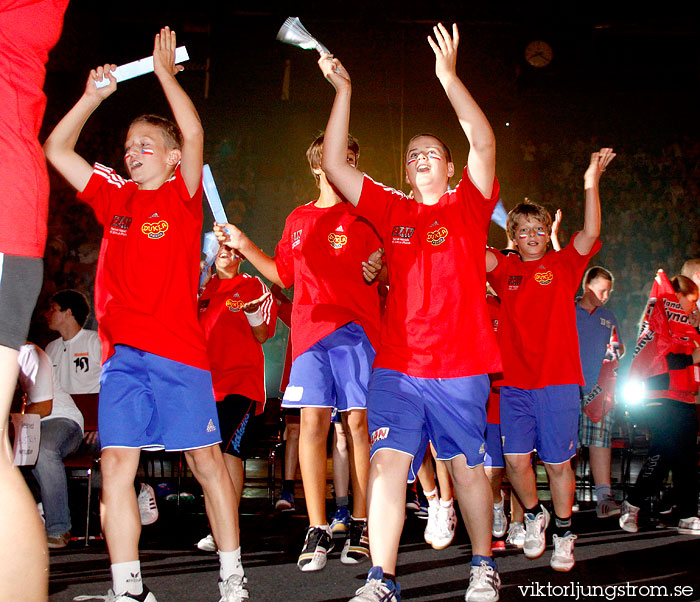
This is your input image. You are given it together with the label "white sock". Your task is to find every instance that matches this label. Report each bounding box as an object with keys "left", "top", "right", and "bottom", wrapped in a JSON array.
[
  {"left": 424, "top": 488, "right": 439, "bottom": 505},
  {"left": 439, "top": 497, "right": 454, "bottom": 508},
  {"left": 218, "top": 547, "right": 244, "bottom": 581},
  {"left": 111, "top": 560, "right": 143, "bottom": 595}
]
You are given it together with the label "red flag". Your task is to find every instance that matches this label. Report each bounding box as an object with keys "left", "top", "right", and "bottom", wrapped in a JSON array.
[
  {"left": 628, "top": 269, "right": 699, "bottom": 398},
  {"left": 583, "top": 325, "right": 619, "bottom": 423}
]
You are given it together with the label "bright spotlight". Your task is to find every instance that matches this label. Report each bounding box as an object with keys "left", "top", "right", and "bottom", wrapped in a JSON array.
[{"left": 622, "top": 380, "right": 646, "bottom": 405}]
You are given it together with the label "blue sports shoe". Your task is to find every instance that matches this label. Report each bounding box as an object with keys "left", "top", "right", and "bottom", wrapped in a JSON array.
[
  {"left": 331, "top": 505, "right": 351, "bottom": 536},
  {"left": 275, "top": 490, "right": 295, "bottom": 512},
  {"left": 349, "top": 566, "right": 401, "bottom": 602}
]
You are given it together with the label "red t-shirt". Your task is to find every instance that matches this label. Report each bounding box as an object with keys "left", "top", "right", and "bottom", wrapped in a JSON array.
[
  {"left": 352, "top": 168, "right": 502, "bottom": 378},
  {"left": 198, "top": 273, "right": 276, "bottom": 413},
  {"left": 488, "top": 233, "right": 602, "bottom": 389},
  {"left": 274, "top": 201, "right": 381, "bottom": 360},
  {"left": 78, "top": 164, "right": 209, "bottom": 370},
  {"left": 0, "top": 0, "right": 69, "bottom": 257}
]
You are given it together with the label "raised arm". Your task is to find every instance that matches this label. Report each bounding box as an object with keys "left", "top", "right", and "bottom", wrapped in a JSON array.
[
  {"left": 429, "top": 24, "right": 495, "bottom": 198},
  {"left": 153, "top": 27, "right": 203, "bottom": 196},
  {"left": 551, "top": 209, "right": 562, "bottom": 251},
  {"left": 574, "top": 148, "right": 615, "bottom": 256},
  {"left": 43, "top": 64, "right": 117, "bottom": 192},
  {"left": 318, "top": 55, "right": 364, "bottom": 205},
  {"left": 213, "top": 223, "right": 284, "bottom": 288}
]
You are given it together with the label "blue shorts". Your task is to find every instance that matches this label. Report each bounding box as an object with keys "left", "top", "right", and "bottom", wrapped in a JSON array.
[
  {"left": 484, "top": 422, "right": 504, "bottom": 468},
  {"left": 99, "top": 345, "right": 221, "bottom": 451},
  {"left": 282, "top": 323, "right": 374, "bottom": 412},
  {"left": 500, "top": 384, "right": 579, "bottom": 464},
  {"left": 367, "top": 368, "right": 489, "bottom": 482}
]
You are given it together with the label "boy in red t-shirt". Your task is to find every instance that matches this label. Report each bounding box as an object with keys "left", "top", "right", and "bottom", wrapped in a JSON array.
[
  {"left": 214, "top": 134, "right": 381, "bottom": 573},
  {"left": 485, "top": 149, "right": 615, "bottom": 573},
  {"left": 44, "top": 28, "right": 247, "bottom": 602},
  {"left": 319, "top": 23, "right": 502, "bottom": 602}
]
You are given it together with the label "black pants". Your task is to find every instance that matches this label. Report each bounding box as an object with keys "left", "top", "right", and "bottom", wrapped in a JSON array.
[{"left": 628, "top": 399, "right": 698, "bottom": 518}]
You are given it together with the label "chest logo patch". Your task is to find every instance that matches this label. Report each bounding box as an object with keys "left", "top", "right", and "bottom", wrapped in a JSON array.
[
  {"left": 507, "top": 275, "right": 523, "bottom": 291},
  {"left": 109, "top": 215, "right": 132, "bottom": 237},
  {"left": 291, "top": 229, "right": 302, "bottom": 249},
  {"left": 391, "top": 226, "right": 415, "bottom": 245},
  {"left": 226, "top": 298, "right": 244, "bottom": 312},
  {"left": 534, "top": 270, "right": 554, "bottom": 286},
  {"left": 141, "top": 219, "right": 169, "bottom": 239},
  {"left": 427, "top": 226, "right": 448, "bottom": 246},
  {"left": 328, "top": 232, "right": 348, "bottom": 249}
]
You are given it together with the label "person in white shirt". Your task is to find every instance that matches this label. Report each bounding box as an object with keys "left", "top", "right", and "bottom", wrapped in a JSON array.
[{"left": 18, "top": 343, "right": 84, "bottom": 548}]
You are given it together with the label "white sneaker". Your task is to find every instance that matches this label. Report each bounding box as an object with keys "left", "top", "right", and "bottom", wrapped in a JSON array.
[
  {"left": 465, "top": 560, "right": 500, "bottom": 601},
  {"left": 505, "top": 521, "right": 525, "bottom": 548},
  {"left": 137, "top": 483, "right": 159, "bottom": 526},
  {"left": 430, "top": 503, "right": 457, "bottom": 550},
  {"left": 73, "top": 585, "right": 157, "bottom": 601},
  {"left": 678, "top": 517, "right": 700, "bottom": 535},
  {"left": 424, "top": 501, "right": 440, "bottom": 545},
  {"left": 523, "top": 505, "right": 550, "bottom": 559},
  {"left": 619, "top": 500, "right": 640, "bottom": 533},
  {"left": 218, "top": 574, "right": 249, "bottom": 601},
  {"left": 196, "top": 533, "right": 217, "bottom": 552},
  {"left": 550, "top": 532, "right": 577, "bottom": 571},
  {"left": 596, "top": 497, "right": 621, "bottom": 518},
  {"left": 492, "top": 491, "right": 507, "bottom": 538}
]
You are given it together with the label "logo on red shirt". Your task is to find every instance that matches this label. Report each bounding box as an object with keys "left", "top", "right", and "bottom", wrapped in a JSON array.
[
  {"left": 141, "top": 219, "right": 169, "bottom": 239},
  {"left": 507, "top": 275, "right": 523, "bottom": 291},
  {"left": 109, "top": 215, "right": 132, "bottom": 237},
  {"left": 226, "top": 298, "right": 244, "bottom": 312},
  {"left": 328, "top": 232, "right": 348, "bottom": 249},
  {"left": 198, "top": 299, "right": 210, "bottom": 312},
  {"left": 391, "top": 226, "right": 415, "bottom": 245},
  {"left": 534, "top": 270, "right": 554, "bottom": 286},
  {"left": 426, "top": 226, "right": 448, "bottom": 246},
  {"left": 291, "top": 229, "right": 302, "bottom": 249}
]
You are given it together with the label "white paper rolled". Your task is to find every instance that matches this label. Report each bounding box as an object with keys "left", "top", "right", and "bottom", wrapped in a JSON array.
[{"left": 95, "top": 46, "right": 189, "bottom": 88}]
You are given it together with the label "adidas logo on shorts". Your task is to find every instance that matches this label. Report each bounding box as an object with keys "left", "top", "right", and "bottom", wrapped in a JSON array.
[{"left": 206, "top": 419, "right": 216, "bottom": 433}]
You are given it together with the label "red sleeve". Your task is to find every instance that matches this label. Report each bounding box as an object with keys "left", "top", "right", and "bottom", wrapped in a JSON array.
[
  {"left": 76, "top": 163, "right": 127, "bottom": 226},
  {"left": 253, "top": 277, "right": 277, "bottom": 339},
  {"left": 487, "top": 249, "right": 506, "bottom": 297},
  {"left": 273, "top": 215, "right": 295, "bottom": 289},
  {"left": 352, "top": 175, "right": 405, "bottom": 236},
  {"left": 455, "top": 167, "right": 500, "bottom": 230},
  {"left": 563, "top": 232, "right": 602, "bottom": 289}
]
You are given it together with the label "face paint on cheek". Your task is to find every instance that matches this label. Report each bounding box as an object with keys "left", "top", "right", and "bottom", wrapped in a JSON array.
[
  {"left": 537, "top": 231, "right": 546, "bottom": 237},
  {"left": 406, "top": 158, "right": 418, "bottom": 166},
  {"left": 428, "top": 153, "right": 442, "bottom": 161},
  {"left": 124, "top": 153, "right": 130, "bottom": 161},
  {"left": 141, "top": 148, "right": 155, "bottom": 155},
  {"left": 518, "top": 234, "right": 527, "bottom": 239}
]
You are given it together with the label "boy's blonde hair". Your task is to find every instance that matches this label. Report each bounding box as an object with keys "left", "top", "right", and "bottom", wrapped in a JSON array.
[
  {"left": 129, "top": 114, "right": 183, "bottom": 150},
  {"left": 306, "top": 133, "right": 360, "bottom": 188},
  {"left": 507, "top": 201, "right": 552, "bottom": 242}
]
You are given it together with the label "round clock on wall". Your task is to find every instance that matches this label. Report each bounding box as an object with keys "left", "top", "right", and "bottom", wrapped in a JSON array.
[{"left": 525, "top": 40, "right": 553, "bottom": 68}]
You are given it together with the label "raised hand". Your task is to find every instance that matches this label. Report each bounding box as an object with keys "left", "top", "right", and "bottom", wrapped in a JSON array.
[
  {"left": 153, "top": 26, "right": 183, "bottom": 79},
  {"left": 584, "top": 147, "right": 615, "bottom": 188},
  {"left": 427, "top": 23, "right": 459, "bottom": 82},
  {"left": 85, "top": 64, "right": 117, "bottom": 100},
  {"left": 213, "top": 222, "right": 245, "bottom": 251},
  {"left": 241, "top": 291, "right": 272, "bottom": 314},
  {"left": 362, "top": 248, "right": 385, "bottom": 283},
  {"left": 318, "top": 53, "right": 350, "bottom": 91}
]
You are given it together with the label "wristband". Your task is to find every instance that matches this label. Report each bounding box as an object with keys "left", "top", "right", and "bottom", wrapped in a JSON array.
[{"left": 244, "top": 308, "right": 264, "bottom": 327}]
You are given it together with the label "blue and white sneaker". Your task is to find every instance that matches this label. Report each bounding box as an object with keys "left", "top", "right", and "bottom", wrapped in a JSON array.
[
  {"left": 465, "top": 560, "right": 500, "bottom": 602},
  {"left": 349, "top": 566, "right": 401, "bottom": 602},
  {"left": 331, "top": 505, "right": 351, "bottom": 536},
  {"left": 275, "top": 490, "right": 295, "bottom": 512},
  {"left": 523, "top": 505, "right": 550, "bottom": 559}
]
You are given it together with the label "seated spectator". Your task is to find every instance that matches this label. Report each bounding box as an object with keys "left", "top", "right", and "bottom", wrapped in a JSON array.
[{"left": 18, "top": 343, "right": 84, "bottom": 548}]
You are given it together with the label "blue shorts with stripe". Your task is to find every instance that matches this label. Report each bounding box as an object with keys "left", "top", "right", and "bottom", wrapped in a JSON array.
[
  {"left": 500, "top": 384, "right": 579, "bottom": 464},
  {"left": 99, "top": 345, "right": 221, "bottom": 451},
  {"left": 367, "top": 368, "right": 489, "bottom": 482},
  {"left": 282, "top": 322, "right": 374, "bottom": 412}
]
